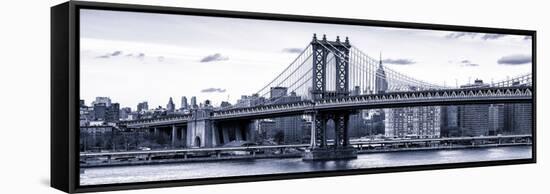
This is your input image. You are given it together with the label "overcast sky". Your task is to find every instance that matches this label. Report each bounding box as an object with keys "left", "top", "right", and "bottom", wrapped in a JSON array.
[{"left": 79, "top": 9, "right": 532, "bottom": 109}]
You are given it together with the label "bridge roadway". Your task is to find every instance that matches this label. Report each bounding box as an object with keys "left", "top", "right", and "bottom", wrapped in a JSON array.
[
  {"left": 80, "top": 134, "right": 531, "bottom": 158},
  {"left": 122, "top": 86, "right": 532, "bottom": 128}
]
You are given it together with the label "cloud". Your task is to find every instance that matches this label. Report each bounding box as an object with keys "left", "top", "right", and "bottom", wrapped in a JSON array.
[
  {"left": 382, "top": 58, "right": 415, "bottom": 65},
  {"left": 445, "top": 32, "right": 477, "bottom": 39},
  {"left": 157, "top": 56, "right": 165, "bottom": 62},
  {"left": 96, "top": 50, "right": 123, "bottom": 58},
  {"left": 201, "top": 88, "right": 226, "bottom": 93},
  {"left": 111, "top": 50, "right": 122, "bottom": 56},
  {"left": 445, "top": 32, "right": 507, "bottom": 40},
  {"left": 481, "top": 34, "right": 506, "bottom": 40},
  {"left": 459, "top": 60, "right": 479, "bottom": 67},
  {"left": 282, "top": 48, "right": 303, "bottom": 54},
  {"left": 497, "top": 54, "right": 531, "bottom": 65},
  {"left": 200, "top": 53, "right": 229, "bottom": 63}
]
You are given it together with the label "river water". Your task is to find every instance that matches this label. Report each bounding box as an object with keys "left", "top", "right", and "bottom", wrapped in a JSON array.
[{"left": 80, "top": 146, "right": 532, "bottom": 186}]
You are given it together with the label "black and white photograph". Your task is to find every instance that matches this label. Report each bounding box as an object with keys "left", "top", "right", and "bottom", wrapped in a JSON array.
[
  {"left": 5, "top": 1, "right": 550, "bottom": 194},
  {"left": 77, "top": 8, "right": 533, "bottom": 186}
]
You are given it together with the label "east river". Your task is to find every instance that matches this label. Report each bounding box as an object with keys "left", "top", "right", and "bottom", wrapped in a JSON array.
[{"left": 80, "top": 146, "right": 532, "bottom": 186}]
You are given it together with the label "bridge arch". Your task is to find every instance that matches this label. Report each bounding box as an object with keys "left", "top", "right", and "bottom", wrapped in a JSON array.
[{"left": 194, "top": 136, "right": 201, "bottom": 147}]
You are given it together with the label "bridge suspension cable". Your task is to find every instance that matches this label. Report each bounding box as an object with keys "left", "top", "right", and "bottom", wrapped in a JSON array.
[
  {"left": 255, "top": 37, "right": 455, "bottom": 102},
  {"left": 490, "top": 73, "right": 532, "bottom": 87},
  {"left": 256, "top": 44, "right": 314, "bottom": 99}
]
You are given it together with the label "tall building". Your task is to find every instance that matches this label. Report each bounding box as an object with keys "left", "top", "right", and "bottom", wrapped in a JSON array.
[
  {"left": 93, "top": 100, "right": 119, "bottom": 122},
  {"left": 348, "top": 113, "right": 366, "bottom": 138},
  {"left": 351, "top": 86, "right": 361, "bottom": 96},
  {"left": 270, "top": 87, "right": 288, "bottom": 100},
  {"left": 190, "top": 96, "right": 198, "bottom": 109},
  {"left": 488, "top": 104, "right": 505, "bottom": 135},
  {"left": 440, "top": 106, "right": 459, "bottom": 137},
  {"left": 119, "top": 107, "right": 132, "bottom": 121},
  {"left": 457, "top": 80, "right": 490, "bottom": 137},
  {"left": 166, "top": 97, "right": 175, "bottom": 113},
  {"left": 235, "top": 94, "right": 266, "bottom": 108},
  {"left": 375, "top": 56, "right": 388, "bottom": 94},
  {"left": 267, "top": 87, "right": 303, "bottom": 144},
  {"left": 92, "top": 97, "right": 112, "bottom": 107},
  {"left": 511, "top": 103, "right": 532, "bottom": 135},
  {"left": 365, "top": 109, "right": 385, "bottom": 136},
  {"left": 79, "top": 100, "right": 94, "bottom": 126},
  {"left": 181, "top": 96, "right": 188, "bottom": 110},
  {"left": 385, "top": 106, "right": 441, "bottom": 138},
  {"left": 258, "top": 120, "right": 277, "bottom": 142},
  {"left": 458, "top": 105, "right": 489, "bottom": 136},
  {"left": 137, "top": 101, "right": 148, "bottom": 112},
  {"left": 220, "top": 101, "right": 232, "bottom": 109},
  {"left": 348, "top": 86, "right": 366, "bottom": 138}
]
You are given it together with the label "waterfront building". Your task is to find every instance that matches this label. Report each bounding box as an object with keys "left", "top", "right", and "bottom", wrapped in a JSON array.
[
  {"left": 385, "top": 106, "right": 441, "bottom": 138},
  {"left": 440, "top": 106, "right": 459, "bottom": 137},
  {"left": 457, "top": 80, "right": 490, "bottom": 137}
]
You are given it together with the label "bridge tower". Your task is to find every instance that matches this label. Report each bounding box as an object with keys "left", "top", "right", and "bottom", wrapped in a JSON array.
[{"left": 305, "top": 34, "right": 357, "bottom": 160}]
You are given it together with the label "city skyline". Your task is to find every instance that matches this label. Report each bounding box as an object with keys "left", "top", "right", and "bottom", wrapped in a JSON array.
[{"left": 80, "top": 9, "right": 532, "bottom": 108}]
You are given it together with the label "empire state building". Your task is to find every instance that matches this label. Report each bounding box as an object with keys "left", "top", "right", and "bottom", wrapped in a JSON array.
[{"left": 375, "top": 55, "right": 388, "bottom": 94}]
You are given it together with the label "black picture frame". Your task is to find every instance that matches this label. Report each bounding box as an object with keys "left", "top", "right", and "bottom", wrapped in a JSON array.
[{"left": 51, "top": 1, "right": 537, "bottom": 193}]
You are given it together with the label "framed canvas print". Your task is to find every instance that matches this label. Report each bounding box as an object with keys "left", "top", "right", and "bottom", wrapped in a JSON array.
[{"left": 51, "top": 1, "right": 536, "bottom": 193}]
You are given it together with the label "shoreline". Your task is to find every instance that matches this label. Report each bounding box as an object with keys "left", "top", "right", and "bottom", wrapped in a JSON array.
[{"left": 80, "top": 143, "right": 531, "bottom": 169}]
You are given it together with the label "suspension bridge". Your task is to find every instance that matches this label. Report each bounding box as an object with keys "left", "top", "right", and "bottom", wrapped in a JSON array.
[{"left": 120, "top": 34, "right": 533, "bottom": 160}]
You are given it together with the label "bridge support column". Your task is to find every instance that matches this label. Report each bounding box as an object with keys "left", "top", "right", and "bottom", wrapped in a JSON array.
[
  {"left": 171, "top": 125, "right": 177, "bottom": 146},
  {"left": 211, "top": 123, "right": 220, "bottom": 147},
  {"left": 222, "top": 128, "right": 230, "bottom": 144},
  {"left": 187, "top": 120, "right": 212, "bottom": 148},
  {"left": 235, "top": 127, "right": 243, "bottom": 141},
  {"left": 180, "top": 128, "right": 187, "bottom": 146},
  {"left": 303, "top": 111, "right": 357, "bottom": 161}
]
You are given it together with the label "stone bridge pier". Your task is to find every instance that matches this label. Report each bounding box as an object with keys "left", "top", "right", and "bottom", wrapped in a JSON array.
[{"left": 186, "top": 109, "right": 254, "bottom": 148}]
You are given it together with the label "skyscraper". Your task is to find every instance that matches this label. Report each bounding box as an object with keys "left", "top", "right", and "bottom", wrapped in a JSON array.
[
  {"left": 457, "top": 80, "right": 490, "bottom": 137},
  {"left": 375, "top": 56, "right": 388, "bottom": 94},
  {"left": 267, "top": 87, "right": 303, "bottom": 144},
  {"left": 349, "top": 86, "right": 366, "bottom": 138},
  {"left": 458, "top": 105, "right": 489, "bottom": 136},
  {"left": 137, "top": 101, "right": 148, "bottom": 112},
  {"left": 167, "top": 97, "right": 175, "bottom": 113},
  {"left": 511, "top": 103, "right": 532, "bottom": 135},
  {"left": 488, "top": 104, "right": 505, "bottom": 135},
  {"left": 190, "top": 96, "right": 197, "bottom": 109},
  {"left": 440, "top": 106, "right": 459, "bottom": 137},
  {"left": 181, "top": 96, "right": 188, "bottom": 110}
]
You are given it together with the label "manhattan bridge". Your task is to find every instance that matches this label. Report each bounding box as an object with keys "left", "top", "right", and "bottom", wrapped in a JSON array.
[{"left": 119, "top": 34, "right": 533, "bottom": 160}]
